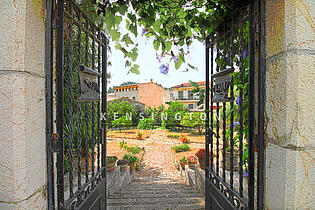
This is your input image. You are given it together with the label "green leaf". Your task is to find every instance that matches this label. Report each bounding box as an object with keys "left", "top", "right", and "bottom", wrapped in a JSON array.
[
  {"left": 129, "top": 47, "right": 138, "bottom": 62},
  {"left": 130, "top": 64, "right": 140, "bottom": 75},
  {"left": 110, "top": 29, "right": 121, "bottom": 41},
  {"left": 188, "top": 63, "right": 198, "bottom": 70},
  {"left": 175, "top": 60, "right": 182, "bottom": 70},
  {"left": 115, "top": 16, "right": 123, "bottom": 25},
  {"left": 129, "top": 24, "right": 138, "bottom": 37},
  {"left": 121, "top": 34, "right": 134, "bottom": 46},
  {"left": 125, "top": 60, "right": 131, "bottom": 67},
  {"left": 119, "top": 4, "right": 128, "bottom": 15},
  {"left": 115, "top": 43, "right": 122, "bottom": 50},
  {"left": 153, "top": 39, "right": 160, "bottom": 51},
  {"left": 165, "top": 41, "right": 172, "bottom": 51}
]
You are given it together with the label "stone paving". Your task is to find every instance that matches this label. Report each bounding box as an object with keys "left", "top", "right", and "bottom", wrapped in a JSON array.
[{"left": 107, "top": 130, "right": 205, "bottom": 209}]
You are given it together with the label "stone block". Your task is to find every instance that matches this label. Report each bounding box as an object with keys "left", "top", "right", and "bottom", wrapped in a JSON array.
[
  {"left": 266, "top": 51, "right": 315, "bottom": 149},
  {"left": 266, "top": 143, "right": 315, "bottom": 209},
  {"left": 0, "top": 72, "right": 46, "bottom": 209},
  {"left": 266, "top": 0, "right": 285, "bottom": 58},
  {"left": 266, "top": 0, "right": 315, "bottom": 58}
]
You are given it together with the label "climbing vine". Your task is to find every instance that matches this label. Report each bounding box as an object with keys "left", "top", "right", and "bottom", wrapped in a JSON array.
[{"left": 77, "top": 0, "right": 249, "bottom": 74}]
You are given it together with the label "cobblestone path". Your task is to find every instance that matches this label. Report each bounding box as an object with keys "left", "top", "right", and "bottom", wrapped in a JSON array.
[{"left": 107, "top": 130, "right": 205, "bottom": 210}]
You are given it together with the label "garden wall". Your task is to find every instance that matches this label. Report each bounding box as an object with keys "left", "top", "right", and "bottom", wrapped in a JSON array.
[
  {"left": 265, "top": 0, "right": 315, "bottom": 209},
  {"left": 0, "top": 0, "right": 47, "bottom": 209}
]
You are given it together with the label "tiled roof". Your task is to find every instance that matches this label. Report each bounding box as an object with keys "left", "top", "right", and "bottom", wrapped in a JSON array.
[{"left": 172, "top": 81, "right": 206, "bottom": 89}]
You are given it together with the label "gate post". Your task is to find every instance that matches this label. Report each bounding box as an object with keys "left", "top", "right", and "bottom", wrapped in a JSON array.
[
  {"left": 265, "top": 0, "right": 315, "bottom": 209},
  {"left": 0, "top": 0, "right": 47, "bottom": 209}
]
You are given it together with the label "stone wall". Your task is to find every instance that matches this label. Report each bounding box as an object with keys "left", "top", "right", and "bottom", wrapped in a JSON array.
[
  {"left": 0, "top": 0, "right": 47, "bottom": 209},
  {"left": 265, "top": 0, "right": 315, "bottom": 209}
]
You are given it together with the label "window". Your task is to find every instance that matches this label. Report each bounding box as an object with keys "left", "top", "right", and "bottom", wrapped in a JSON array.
[
  {"left": 178, "top": 91, "right": 184, "bottom": 100},
  {"left": 129, "top": 88, "right": 131, "bottom": 91},
  {"left": 188, "top": 90, "right": 193, "bottom": 99},
  {"left": 188, "top": 104, "right": 194, "bottom": 109}
]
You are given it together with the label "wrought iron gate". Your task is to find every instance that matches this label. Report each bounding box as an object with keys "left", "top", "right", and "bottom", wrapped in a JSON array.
[
  {"left": 46, "top": 0, "right": 108, "bottom": 209},
  {"left": 204, "top": 0, "right": 266, "bottom": 209}
]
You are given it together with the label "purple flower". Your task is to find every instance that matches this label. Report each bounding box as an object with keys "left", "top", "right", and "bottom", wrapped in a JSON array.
[
  {"left": 156, "top": 53, "right": 161, "bottom": 63},
  {"left": 242, "top": 50, "right": 248, "bottom": 59},
  {"left": 233, "top": 122, "right": 240, "bottom": 128},
  {"left": 236, "top": 96, "right": 240, "bottom": 106},
  {"left": 244, "top": 171, "right": 248, "bottom": 177},
  {"left": 159, "top": 64, "right": 169, "bottom": 75},
  {"left": 173, "top": 56, "right": 179, "bottom": 63},
  {"left": 243, "top": 150, "right": 246, "bottom": 154}
]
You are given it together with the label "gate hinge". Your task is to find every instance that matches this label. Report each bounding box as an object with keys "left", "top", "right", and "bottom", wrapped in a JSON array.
[{"left": 51, "top": 133, "right": 59, "bottom": 153}]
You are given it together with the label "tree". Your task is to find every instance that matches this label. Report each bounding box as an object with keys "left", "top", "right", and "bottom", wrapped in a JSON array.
[
  {"left": 112, "top": 116, "right": 132, "bottom": 132},
  {"left": 164, "top": 102, "right": 188, "bottom": 129},
  {"left": 107, "top": 100, "right": 138, "bottom": 127},
  {"left": 180, "top": 112, "right": 205, "bottom": 134}
]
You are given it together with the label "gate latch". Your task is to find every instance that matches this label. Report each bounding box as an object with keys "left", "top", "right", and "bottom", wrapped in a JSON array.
[{"left": 51, "top": 133, "right": 59, "bottom": 153}]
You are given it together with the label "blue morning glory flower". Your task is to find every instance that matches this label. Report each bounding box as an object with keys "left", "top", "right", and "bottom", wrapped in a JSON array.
[
  {"left": 243, "top": 50, "right": 248, "bottom": 59},
  {"left": 159, "top": 64, "right": 169, "bottom": 75},
  {"left": 233, "top": 122, "right": 240, "bottom": 128},
  {"left": 236, "top": 96, "right": 240, "bottom": 106},
  {"left": 244, "top": 171, "right": 248, "bottom": 177}
]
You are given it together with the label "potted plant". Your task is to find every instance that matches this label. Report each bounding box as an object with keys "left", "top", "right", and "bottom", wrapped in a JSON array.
[
  {"left": 106, "top": 156, "right": 118, "bottom": 172},
  {"left": 187, "top": 156, "right": 198, "bottom": 168},
  {"left": 179, "top": 135, "right": 190, "bottom": 144},
  {"left": 136, "top": 130, "right": 143, "bottom": 140},
  {"left": 195, "top": 149, "right": 206, "bottom": 170},
  {"left": 73, "top": 147, "right": 93, "bottom": 172},
  {"left": 123, "top": 154, "right": 138, "bottom": 171},
  {"left": 179, "top": 157, "right": 187, "bottom": 169},
  {"left": 117, "top": 159, "right": 128, "bottom": 171}
]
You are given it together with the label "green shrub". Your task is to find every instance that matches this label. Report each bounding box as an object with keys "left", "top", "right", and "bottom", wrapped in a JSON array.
[
  {"left": 123, "top": 154, "right": 138, "bottom": 165},
  {"left": 172, "top": 144, "right": 190, "bottom": 153},
  {"left": 137, "top": 118, "right": 155, "bottom": 130},
  {"left": 164, "top": 102, "right": 188, "bottom": 129},
  {"left": 180, "top": 112, "right": 206, "bottom": 134},
  {"left": 120, "top": 141, "right": 141, "bottom": 155},
  {"left": 167, "top": 134, "right": 180, "bottom": 139},
  {"left": 112, "top": 116, "right": 132, "bottom": 132}
]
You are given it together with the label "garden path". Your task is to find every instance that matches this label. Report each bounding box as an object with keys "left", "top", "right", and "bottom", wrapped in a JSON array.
[{"left": 107, "top": 129, "right": 205, "bottom": 209}]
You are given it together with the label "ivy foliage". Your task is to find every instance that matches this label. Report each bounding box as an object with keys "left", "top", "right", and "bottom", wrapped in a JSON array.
[{"left": 75, "top": 0, "right": 250, "bottom": 74}]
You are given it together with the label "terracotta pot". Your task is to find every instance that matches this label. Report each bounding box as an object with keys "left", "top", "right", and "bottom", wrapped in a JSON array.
[
  {"left": 198, "top": 156, "right": 206, "bottom": 170},
  {"left": 106, "top": 161, "right": 116, "bottom": 172},
  {"left": 117, "top": 160, "right": 128, "bottom": 171},
  {"left": 73, "top": 154, "right": 93, "bottom": 172}
]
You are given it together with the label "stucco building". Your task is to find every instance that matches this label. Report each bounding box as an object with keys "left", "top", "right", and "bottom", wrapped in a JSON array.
[
  {"left": 169, "top": 81, "right": 205, "bottom": 110},
  {"left": 113, "top": 79, "right": 166, "bottom": 108}
]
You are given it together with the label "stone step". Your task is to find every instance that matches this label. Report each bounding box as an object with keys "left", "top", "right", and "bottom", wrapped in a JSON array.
[
  {"left": 123, "top": 183, "right": 193, "bottom": 190},
  {"left": 107, "top": 203, "right": 205, "bottom": 210},
  {"left": 109, "top": 192, "right": 203, "bottom": 199},
  {"left": 107, "top": 197, "right": 204, "bottom": 206},
  {"left": 112, "top": 188, "right": 199, "bottom": 195}
]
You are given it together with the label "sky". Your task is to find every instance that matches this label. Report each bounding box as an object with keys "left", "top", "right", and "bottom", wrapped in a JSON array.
[{"left": 107, "top": 36, "right": 206, "bottom": 89}]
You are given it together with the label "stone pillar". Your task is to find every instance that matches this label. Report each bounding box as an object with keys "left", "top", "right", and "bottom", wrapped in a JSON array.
[
  {"left": 265, "top": 0, "right": 315, "bottom": 209},
  {"left": 0, "top": 0, "right": 47, "bottom": 209}
]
